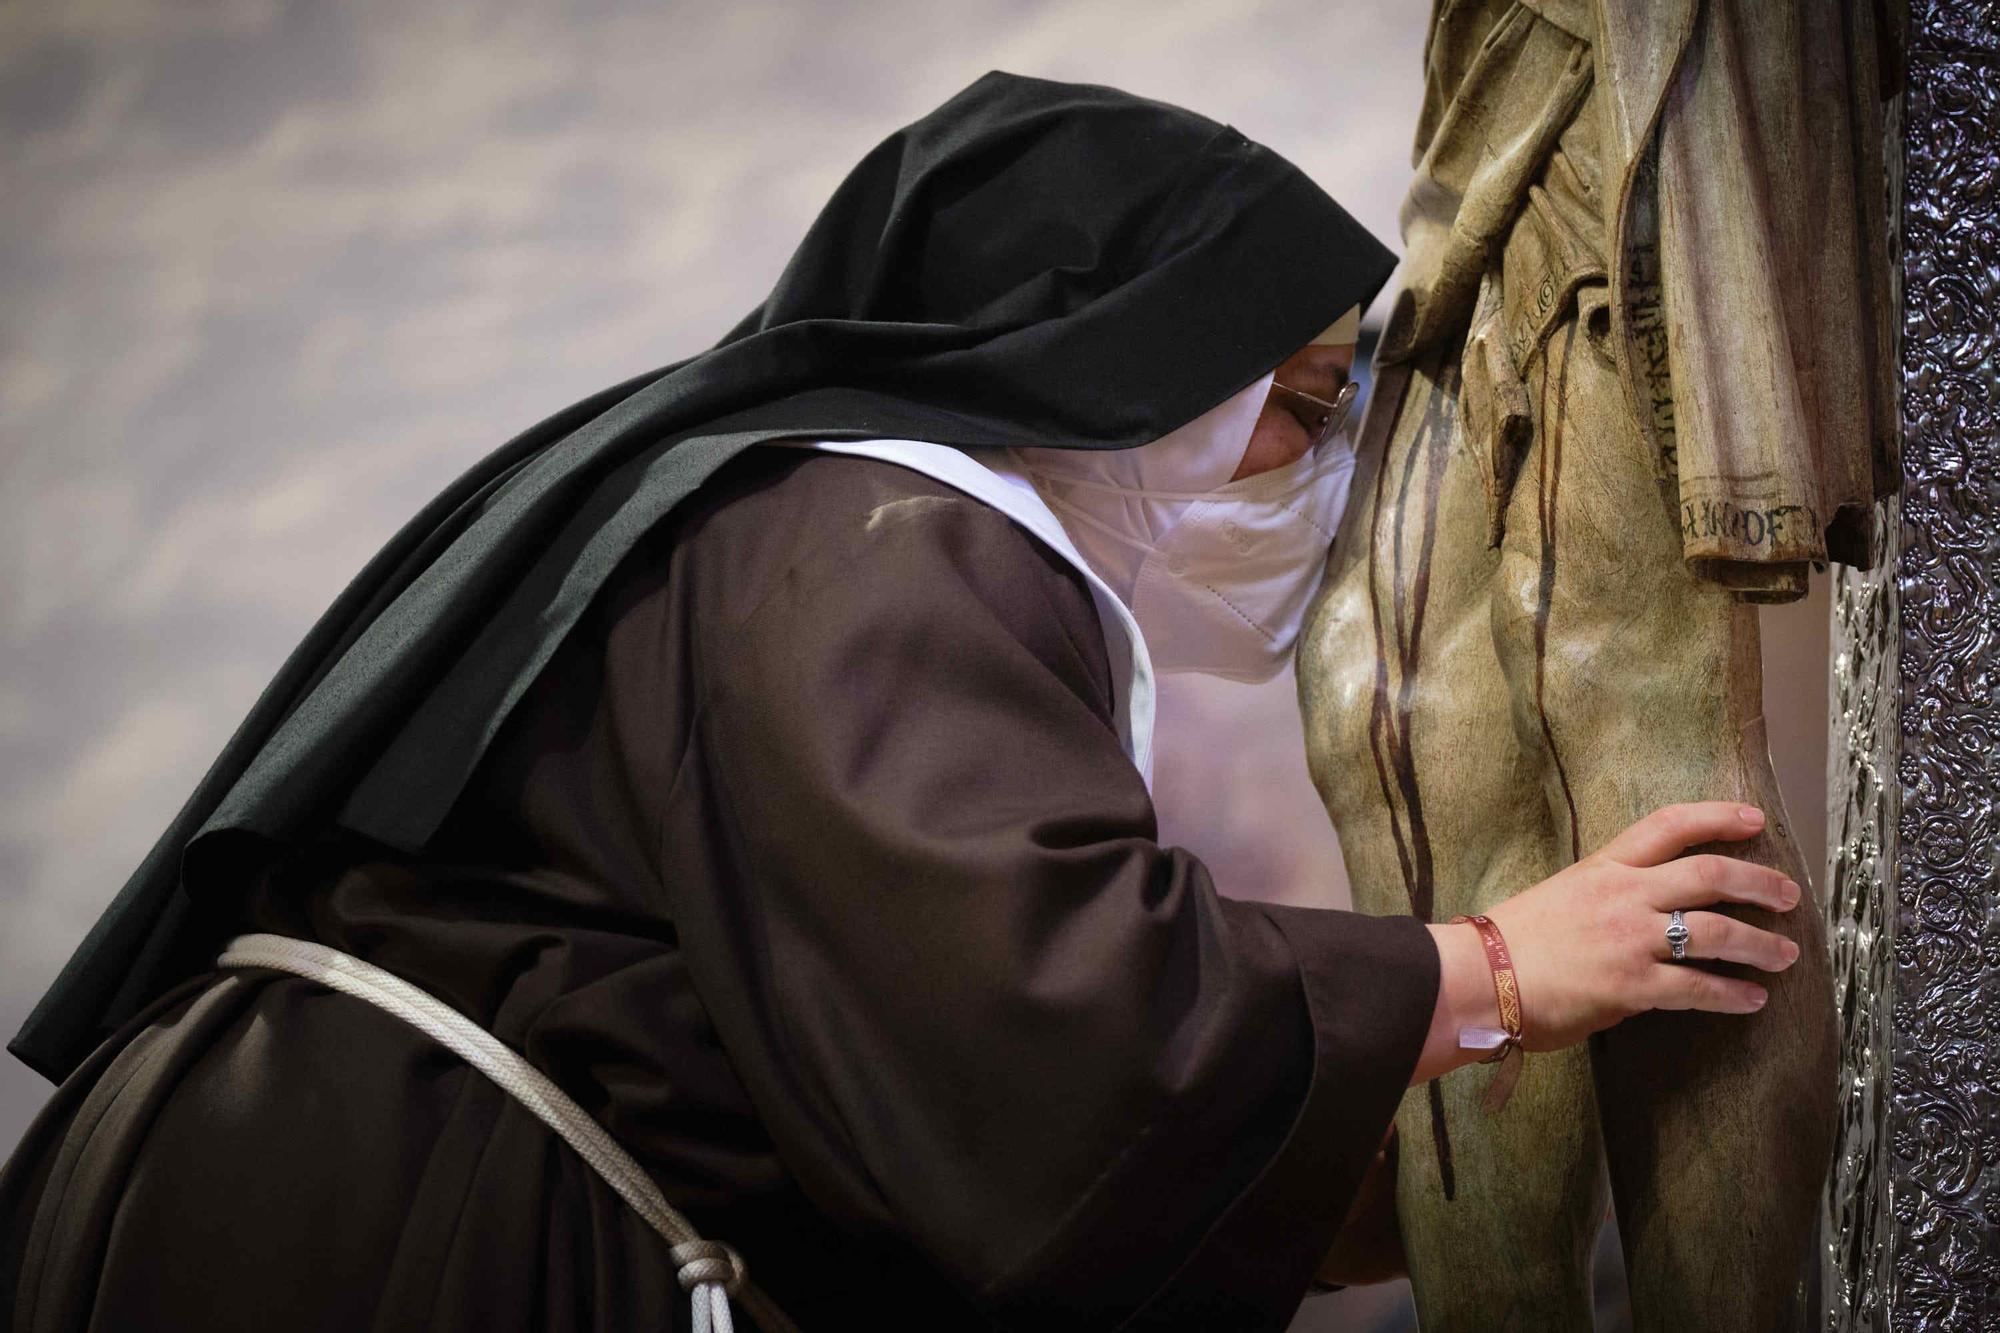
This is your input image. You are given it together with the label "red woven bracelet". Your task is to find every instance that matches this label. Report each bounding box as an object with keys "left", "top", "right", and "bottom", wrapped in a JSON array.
[{"left": 1448, "top": 913, "right": 1525, "bottom": 1114}]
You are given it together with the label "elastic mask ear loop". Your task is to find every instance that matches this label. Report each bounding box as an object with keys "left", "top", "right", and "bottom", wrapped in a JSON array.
[
  {"left": 1026, "top": 473, "right": 1240, "bottom": 503},
  {"left": 1013, "top": 440, "right": 1341, "bottom": 507},
  {"left": 1030, "top": 486, "right": 1172, "bottom": 560}
]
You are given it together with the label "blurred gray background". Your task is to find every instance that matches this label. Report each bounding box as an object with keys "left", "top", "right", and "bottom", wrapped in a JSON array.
[{"left": 0, "top": 2, "right": 1829, "bottom": 1327}]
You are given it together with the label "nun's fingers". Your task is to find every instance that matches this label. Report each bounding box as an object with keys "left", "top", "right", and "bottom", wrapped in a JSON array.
[
  {"left": 1638, "top": 853, "right": 1798, "bottom": 915},
  {"left": 1645, "top": 959, "right": 1773, "bottom": 1015},
  {"left": 1652, "top": 910, "right": 1801, "bottom": 972},
  {"left": 1590, "top": 802, "right": 1767, "bottom": 869}
]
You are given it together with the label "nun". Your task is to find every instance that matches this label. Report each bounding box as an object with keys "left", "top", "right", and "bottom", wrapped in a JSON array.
[{"left": 1, "top": 70, "right": 1802, "bottom": 1332}]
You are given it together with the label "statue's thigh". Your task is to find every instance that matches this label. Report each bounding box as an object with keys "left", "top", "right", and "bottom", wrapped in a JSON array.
[
  {"left": 1302, "top": 359, "right": 1557, "bottom": 921},
  {"left": 1488, "top": 320, "right": 1750, "bottom": 855},
  {"left": 1302, "top": 357, "right": 1607, "bottom": 1332}
]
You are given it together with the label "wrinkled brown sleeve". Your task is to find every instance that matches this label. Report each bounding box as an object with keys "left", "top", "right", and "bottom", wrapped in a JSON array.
[{"left": 662, "top": 460, "right": 1438, "bottom": 1330}]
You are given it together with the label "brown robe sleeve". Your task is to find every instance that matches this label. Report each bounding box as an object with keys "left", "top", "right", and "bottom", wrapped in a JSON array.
[{"left": 654, "top": 453, "right": 1439, "bottom": 1330}]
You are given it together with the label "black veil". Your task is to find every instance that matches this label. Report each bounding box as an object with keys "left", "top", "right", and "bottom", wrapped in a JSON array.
[{"left": 14, "top": 69, "right": 1395, "bottom": 1079}]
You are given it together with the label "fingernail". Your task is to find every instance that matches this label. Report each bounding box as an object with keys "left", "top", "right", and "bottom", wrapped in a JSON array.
[
  {"left": 1784, "top": 879, "right": 1801, "bottom": 906},
  {"left": 1751, "top": 990, "right": 1768, "bottom": 1009},
  {"left": 1784, "top": 941, "right": 1801, "bottom": 964},
  {"left": 1739, "top": 805, "right": 1766, "bottom": 827}
]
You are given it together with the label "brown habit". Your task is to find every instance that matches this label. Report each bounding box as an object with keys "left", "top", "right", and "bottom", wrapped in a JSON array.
[{"left": 2, "top": 448, "right": 1439, "bottom": 1331}]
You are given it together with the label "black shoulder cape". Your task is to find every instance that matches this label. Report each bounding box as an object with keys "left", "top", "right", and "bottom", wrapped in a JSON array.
[{"left": 14, "top": 69, "right": 1394, "bottom": 1080}]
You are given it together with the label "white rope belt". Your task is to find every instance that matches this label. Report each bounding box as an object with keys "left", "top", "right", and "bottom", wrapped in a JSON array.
[{"left": 217, "top": 933, "right": 798, "bottom": 1333}]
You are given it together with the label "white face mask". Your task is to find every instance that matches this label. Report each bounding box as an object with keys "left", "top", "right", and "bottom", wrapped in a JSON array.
[
  {"left": 1017, "top": 379, "right": 1358, "bottom": 683},
  {"left": 1133, "top": 444, "right": 1354, "bottom": 680}
]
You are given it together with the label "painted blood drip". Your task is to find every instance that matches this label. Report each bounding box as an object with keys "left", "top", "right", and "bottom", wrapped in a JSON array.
[{"left": 1366, "top": 359, "right": 1458, "bottom": 1197}]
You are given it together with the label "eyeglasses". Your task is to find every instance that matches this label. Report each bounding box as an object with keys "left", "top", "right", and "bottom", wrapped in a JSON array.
[{"left": 1267, "top": 378, "right": 1359, "bottom": 455}]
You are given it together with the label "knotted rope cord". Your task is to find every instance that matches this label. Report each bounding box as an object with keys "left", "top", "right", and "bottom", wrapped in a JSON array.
[{"left": 217, "top": 934, "right": 799, "bottom": 1333}]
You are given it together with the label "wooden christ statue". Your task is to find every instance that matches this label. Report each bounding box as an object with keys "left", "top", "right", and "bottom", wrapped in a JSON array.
[{"left": 1298, "top": 1, "right": 1897, "bottom": 1328}]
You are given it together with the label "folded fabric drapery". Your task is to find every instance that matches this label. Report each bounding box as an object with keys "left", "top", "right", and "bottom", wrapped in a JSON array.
[
  {"left": 216, "top": 934, "right": 800, "bottom": 1333},
  {"left": 1384, "top": 0, "right": 1897, "bottom": 599}
]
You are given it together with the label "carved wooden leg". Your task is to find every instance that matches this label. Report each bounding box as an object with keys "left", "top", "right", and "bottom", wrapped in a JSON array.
[
  {"left": 1302, "top": 353, "right": 1608, "bottom": 1332},
  {"left": 1486, "top": 319, "right": 1840, "bottom": 1333}
]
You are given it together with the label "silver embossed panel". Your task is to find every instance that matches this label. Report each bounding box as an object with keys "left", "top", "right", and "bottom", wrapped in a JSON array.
[
  {"left": 1888, "top": 4, "right": 2000, "bottom": 1329},
  {"left": 1826, "top": 5, "right": 2000, "bottom": 1330}
]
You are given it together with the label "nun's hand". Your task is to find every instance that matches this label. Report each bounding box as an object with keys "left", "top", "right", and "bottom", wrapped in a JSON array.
[
  {"left": 1314, "top": 1123, "right": 1406, "bottom": 1287},
  {"left": 1482, "top": 801, "right": 1802, "bottom": 1052}
]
